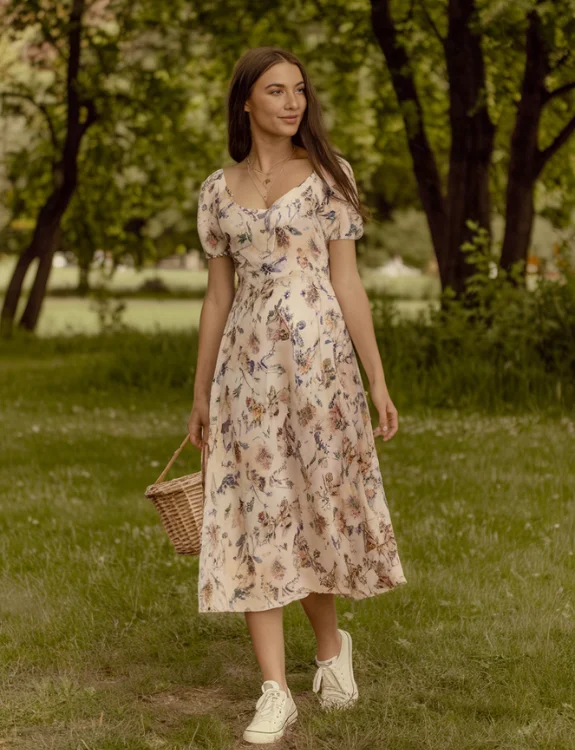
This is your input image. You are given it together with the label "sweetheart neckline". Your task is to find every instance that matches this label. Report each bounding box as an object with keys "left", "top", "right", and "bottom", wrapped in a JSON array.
[{"left": 219, "top": 168, "right": 317, "bottom": 213}]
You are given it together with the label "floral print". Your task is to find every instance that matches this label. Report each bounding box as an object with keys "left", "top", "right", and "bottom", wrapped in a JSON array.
[{"left": 196, "top": 156, "right": 407, "bottom": 612}]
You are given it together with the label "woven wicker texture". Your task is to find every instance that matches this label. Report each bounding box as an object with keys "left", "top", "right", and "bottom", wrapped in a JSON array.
[{"left": 144, "top": 435, "right": 207, "bottom": 556}]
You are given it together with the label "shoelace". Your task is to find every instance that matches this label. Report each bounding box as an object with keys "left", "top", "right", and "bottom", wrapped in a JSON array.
[
  {"left": 312, "top": 663, "right": 347, "bottom": 704},
  {"left": 254, "top": 689, "right": 284, "bottom": 720}
]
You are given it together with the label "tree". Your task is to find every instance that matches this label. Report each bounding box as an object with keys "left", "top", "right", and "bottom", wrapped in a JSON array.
[
  {"left": 369, "top": 0, "right": 575, "bottom": 295},
  {"left": 1, "top": 0, "right": 98, "bottom": 336},
  {"left": 500, "top": 6, "right": 575, "bottom": 273},
  {"left": 0, "top": 0, "right": 223, "bottom": 336}
]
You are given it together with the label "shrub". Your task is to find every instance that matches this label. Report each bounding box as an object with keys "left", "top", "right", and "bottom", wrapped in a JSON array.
[
  {"left": 370, "top": 226, "right": 575, "bottom": 412},
  {"left": 3, "top": 228, "right": 573, "bottom": 414}
]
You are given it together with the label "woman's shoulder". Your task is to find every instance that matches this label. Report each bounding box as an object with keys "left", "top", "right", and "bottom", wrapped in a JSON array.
[
  {"left": 198, "top": 170, "right": 226, "bottom": 215},
  {"left": 316, "top": 154, "right": 353, "bottom": 183},
  {"left": 314, "top": 155, "right": 355, "bottom": 198},
  {"left": 334, "top": 154, "right": 354, "bottom": 177},
  {"left": 200, "top": 168, "right": 224, "bottom": 192}
]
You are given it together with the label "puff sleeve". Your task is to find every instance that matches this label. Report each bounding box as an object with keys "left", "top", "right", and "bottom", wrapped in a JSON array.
[
  {"left": 318, "top": 157, "right": 364, "bottom": 242},
  {"left": 197, "top": 174, "right": 230, "bottom": 259}
]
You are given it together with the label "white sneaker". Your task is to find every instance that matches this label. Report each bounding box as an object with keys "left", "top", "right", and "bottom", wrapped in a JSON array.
[
  {"left": 242, "top": 679, "right": 298, "bottom": 744},
  {"left": 312, "top": 628, "right": 359, "bottom": 710}
]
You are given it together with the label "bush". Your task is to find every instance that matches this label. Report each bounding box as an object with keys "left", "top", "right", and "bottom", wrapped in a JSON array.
[
  {"left": 76, "top": 329, "right": 200, "bottom": 391},
  {"left": 138, "top": 277, "right": 171, "bottom": 294},
  {"left": 370, "top": 226, "right": 575, "bottom": 412},
  {"left": 3, "top": 229, "right": 573, "bottom": 414}
]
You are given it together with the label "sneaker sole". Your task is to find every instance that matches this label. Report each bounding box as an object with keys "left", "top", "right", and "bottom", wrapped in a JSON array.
[
  {"left": 319, "top": 630, "right": 359, "bottom": 710},
  {"left": 242, "top": 704, "right": 298, "bottom": 744}
]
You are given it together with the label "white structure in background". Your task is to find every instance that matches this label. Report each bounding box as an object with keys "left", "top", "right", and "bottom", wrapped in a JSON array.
[
  {"left": 52, "top": 251, "right": 72, "bottom": 268},
  {"left": 156, "top": 251, "right": 203, "bottom": 271},
  {"left": 377, "top": 255, "right": 422, "bottom": 277}
]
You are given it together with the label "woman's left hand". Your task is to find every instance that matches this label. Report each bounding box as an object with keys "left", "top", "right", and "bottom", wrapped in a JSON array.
[{"left": 370, "top": 383, "right": 398, "bottom": 441}]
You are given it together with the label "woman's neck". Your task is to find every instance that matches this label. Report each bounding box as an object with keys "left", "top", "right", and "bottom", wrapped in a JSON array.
[{"left": 246, "top": 142, "right": 296, "bottom": 172}]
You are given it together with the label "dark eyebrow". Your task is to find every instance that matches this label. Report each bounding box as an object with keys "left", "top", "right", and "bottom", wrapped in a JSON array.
[{"left": 264, "top": 81, "right": 305, "bottom": 89}]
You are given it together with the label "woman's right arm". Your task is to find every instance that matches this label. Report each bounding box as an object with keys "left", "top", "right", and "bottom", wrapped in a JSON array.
[{"left": 188, "top": 255, "right": 236, "bottom": 449}]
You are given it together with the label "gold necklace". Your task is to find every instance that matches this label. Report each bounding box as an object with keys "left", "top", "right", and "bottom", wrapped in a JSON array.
[
  {"left": 246, "top": 146, "right": 295, "bottom": 203},
  {"left": 247, "top": 160, "right": 290, "bottom": 203},
  {"left": 249, "top": 154, "right": 289, "bottom": 178},
  {"left": 247, "top": 145, "right": 295, "bottom": 186}
]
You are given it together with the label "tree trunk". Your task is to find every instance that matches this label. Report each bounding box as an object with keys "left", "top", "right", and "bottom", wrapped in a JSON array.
[
  {"left": 0, "top": 244, "right": 39, "bottom": 338},
  {"left": 444, "top": 0, "right": 495, "bottom": 297},
  {"left": 77, "top": 261, "right": 91, "bottom": 295},
  {"left": 371, "top": 0, "right": 496, "bottom": 297},
  {"left": 370, "top": 2, "right": 575, "bottom": 297},
  {"left": 500, "top": 11, "right": 547, "bottom": 277},
  {"left": 18, "top": 226, "right": 62, "bottom": 331},
  {"left": 500, "top": 179, "right": 536, "bottom": 278},
  {"left": 1, "top": 195, "right": 67, "bottom": 335},
  {"left": 370, "top": 0, "right": 448, "bottom": 285},
  {"left": 500, "top": 10, "right": 575, "bottom": 275},
  {"left": 3, "top": 172, "right": 79, "bottom": 334},
  {"left": 0, "top": 0, "right": 98, "bottom": 338}
]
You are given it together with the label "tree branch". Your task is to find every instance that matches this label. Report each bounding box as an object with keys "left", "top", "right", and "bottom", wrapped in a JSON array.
[
  {"left": 419, "top": 0, "right": 445, "bottom": 44},
  {"left": 36, "top": 17, "right": 68, "bottom": 64},
  {"left": 79, "top": 98, "right": 99, "bottom": 134},
  {"left": 397, "top": 0, "right": 417, "bottom": 24},
  {"left": 370, "top": 0, "right": 447, "bottom": 263},
  {"left": 537, "top": 114, "right": 575, "bottom": 172},
  {"left": 550, "top": 49, "right": 571, "bottom": 72},
  {"left": 544, "top": 80, "right": 575, "bottom": 104}
]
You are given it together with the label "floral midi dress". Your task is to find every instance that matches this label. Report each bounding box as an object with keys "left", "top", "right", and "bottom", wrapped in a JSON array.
[{"left": 196, "top": 155, "right": 407, "bottom": 613}]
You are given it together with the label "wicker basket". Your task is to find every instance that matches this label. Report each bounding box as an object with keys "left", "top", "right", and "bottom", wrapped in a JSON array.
[{"left": 144, "top": 434, "right": 208, "bottom": 556}]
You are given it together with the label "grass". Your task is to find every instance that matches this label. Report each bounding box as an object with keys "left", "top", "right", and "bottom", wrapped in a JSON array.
[
  {"left": 0, "top": 257, "right": 439, "bottom": 337},
  {"left": 1, "top": 295, "right": 437, "bottom": 337},
  {"left": 1, "top": 342, "right": 574, "bottom": 749},
  {"left": 0, "top": 257, "right": 439, "bottom": 299},
  {"left": 0, "top": 257, "right": 439, "bottom": 297},
  {"left": 0, "top": 258, "right": 209, "bottom": 296},
  {"left": 9, "top": 296, "right": 207, "bottom": 337}
]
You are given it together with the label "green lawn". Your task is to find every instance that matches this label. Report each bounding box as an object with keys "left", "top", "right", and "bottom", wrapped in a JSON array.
[
  {"left": 1, "top": 347, "right": 574, "bottom": 749},
  {"left": 0, "top": 257, "right": 439, "bottom": 300},
  {"left": 4, "top": 296, "right": 434, "bottom": 336},
  {"left": 0, "top": 258, "right": 209, "bottom": 295},
  {"left": 0, "top": 256, "right": 440, "bottom": 336},
  {"left": 10, "top": 296, "right": 207, "bottom": 336},
  {"left": 1, "top": 276, "right": 438, "bottom": 340}
]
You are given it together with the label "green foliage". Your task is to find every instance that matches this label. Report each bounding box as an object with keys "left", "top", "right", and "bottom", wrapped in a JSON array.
[
  {"left": 370, "top": 227, "right": 575, "bottom": 411},
  {"left": 362, "top": 208, "right": 434, "bottom": 270},
  {"left": 88, "top": 286, "right": 128, "bottom": 334},
  {"left": 4, "top": 259, "right": 572, "bottom": 412},
  {"left": 78, "top": 329, "right": 200, "bottom": 392},
  {"left": 2, "top": 0, "right": 575, "bottom": 300},
  {"left": 0, "top": 0, "right": 233, "bottom": 270}
]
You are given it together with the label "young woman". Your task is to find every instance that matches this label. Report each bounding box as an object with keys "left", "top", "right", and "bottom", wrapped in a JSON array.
[{"left": 188, "top": 46, "right": 407, "bottom": 745}]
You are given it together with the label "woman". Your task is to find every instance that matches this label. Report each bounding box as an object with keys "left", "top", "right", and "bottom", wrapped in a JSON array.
[{"left": 188, "top": 46, "right": 407, "bottom": 745}]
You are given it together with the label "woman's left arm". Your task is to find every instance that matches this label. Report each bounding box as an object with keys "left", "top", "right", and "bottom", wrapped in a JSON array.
[{"left": 329, "top": 241, "right": 398, "bottom": 441}]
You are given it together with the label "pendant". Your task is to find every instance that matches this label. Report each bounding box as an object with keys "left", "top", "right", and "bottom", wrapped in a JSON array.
[{"left": 264, "top": 178, "right": 271, "bottom": 184}]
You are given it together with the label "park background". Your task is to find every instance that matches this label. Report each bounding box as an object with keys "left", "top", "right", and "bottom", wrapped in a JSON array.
[{"left": 1, "top": 1, "right": 574, "bottom": 748}]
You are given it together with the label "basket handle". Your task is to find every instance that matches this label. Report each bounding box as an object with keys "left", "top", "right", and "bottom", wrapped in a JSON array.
[{"left": 155, "top": 433, "right": 208, "bottom": 485}]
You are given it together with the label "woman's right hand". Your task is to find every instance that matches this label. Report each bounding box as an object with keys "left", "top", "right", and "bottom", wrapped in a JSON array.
[{"left": 188, "top": 398, "right": 210, "bottom": 450}]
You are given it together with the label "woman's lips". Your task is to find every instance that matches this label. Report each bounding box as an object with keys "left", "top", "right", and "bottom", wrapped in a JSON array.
[{"left": 281, "top": 116, "right": 298, "bottom": 122}]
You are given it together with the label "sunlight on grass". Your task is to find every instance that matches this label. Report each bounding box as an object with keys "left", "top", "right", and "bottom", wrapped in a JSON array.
[
  {"left": 0, "top": 257, "right": 439, "bottom": 337},
  {"left": 1, "top": 360, "right": 574, "bottom": 748}
]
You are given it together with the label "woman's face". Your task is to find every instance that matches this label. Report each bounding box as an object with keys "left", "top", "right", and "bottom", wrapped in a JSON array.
[{"left": 244, "top": 61, "right": 307, "bottom": 136}]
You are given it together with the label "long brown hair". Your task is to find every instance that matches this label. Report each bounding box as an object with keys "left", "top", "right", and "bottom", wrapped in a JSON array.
[{"left": 226, "top": 46, "right": 369, "bottom": 225}]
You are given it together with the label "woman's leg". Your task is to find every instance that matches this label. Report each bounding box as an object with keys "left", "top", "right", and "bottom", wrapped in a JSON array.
[
  {"left": 244, "top": 606, "right": 289, "bottom": 692},
  {"left": 299, "top": 592, "right": 342, "bottom": 661}
]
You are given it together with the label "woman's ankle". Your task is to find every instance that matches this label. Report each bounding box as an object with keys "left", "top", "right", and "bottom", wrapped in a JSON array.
[
  {"left": 316, "top": 629, "right": 342, "bottom": 662},
  {"left": 263, "top": 677, "right": 289, "bottom": 693}
]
